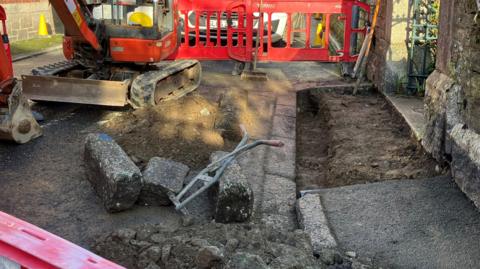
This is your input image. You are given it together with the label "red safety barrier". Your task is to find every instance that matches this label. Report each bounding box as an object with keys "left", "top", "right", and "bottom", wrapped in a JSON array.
[
  {"left": 0, "top": 211, "right": 125, "bottom": 269},
  {"left": 169, "top": 0, "right": 370, "bottom": 63}
]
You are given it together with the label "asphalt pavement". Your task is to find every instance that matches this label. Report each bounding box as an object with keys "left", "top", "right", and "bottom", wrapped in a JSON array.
[{"left": 318, "top": 176, "right": 480, "bottom": 269}]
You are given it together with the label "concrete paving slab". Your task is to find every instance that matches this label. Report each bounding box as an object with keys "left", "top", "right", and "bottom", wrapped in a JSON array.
[
  {"left": 275, "top": 104, "right": 297, "bottom": 118},
  {"left": 265, "top": 137, "right": 296, "bottom": 180},
  {"left": 203, "top": 68, "right": 293, "bottom": 96},
  {"left": 277, "top": 93, "right": 297, "bottom": 107},
  {"left": 261, "top": 213, "right": 298, "bottom": 231},
  {"left": 261, "top": 62, "right": 341, "bottom": 83},
  {"left": 261, "top": 174, "right": 296, "bottom": 216},
  {"left": 318, "top": 176, "right": 480, "bottom": 269},
  {"left": 271, "top": 115, "right": 296, "bottom": 139},
  {"left": 384, "top": 94, "right": 426, "bottom": 141}
]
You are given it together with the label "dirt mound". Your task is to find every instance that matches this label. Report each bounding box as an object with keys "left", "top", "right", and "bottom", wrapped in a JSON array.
[
  {"left": 101, "top": 95, "right": 237, "bottom": 170},
  {"left": 93, "top": 223, "right": 376, "bottom": 269}
]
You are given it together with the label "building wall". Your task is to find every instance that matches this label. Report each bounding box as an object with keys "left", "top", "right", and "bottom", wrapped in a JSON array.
[
  {"left": 367, "top": 0, "right": 409, "bottom": 94},
  {"left": 423, "top": 0, "right": 480, "bottom": 208},
  {"left": 0, "top": 0, "right": 58, "bottom": 41}
]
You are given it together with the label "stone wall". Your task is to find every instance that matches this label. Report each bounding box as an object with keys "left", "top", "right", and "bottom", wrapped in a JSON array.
[
  {"left": 423, "top": 0, "right": 480, "bottom": 208},
  {"left": 367, "top": 0, "right": 409, "bottom": 94},
  {"left": 0, "top": 0, "right": 58, "bottom": 41}
]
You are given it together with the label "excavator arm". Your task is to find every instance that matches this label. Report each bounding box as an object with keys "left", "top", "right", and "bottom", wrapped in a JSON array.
[{"left": 50, "top": 0, "right": 102, "bottom": 52}]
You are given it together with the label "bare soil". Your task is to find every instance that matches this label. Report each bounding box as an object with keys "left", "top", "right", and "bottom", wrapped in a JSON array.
[
  {"left": 101, "top": 95, "right": 238, "bottom": 170},
  {"left": 296, "top": 91, "right": 443, "bottom": 190}
]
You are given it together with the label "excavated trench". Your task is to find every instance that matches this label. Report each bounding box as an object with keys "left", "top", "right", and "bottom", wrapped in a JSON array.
[{"left": 296, "top": 90, "right": 444, "bottom": 192}]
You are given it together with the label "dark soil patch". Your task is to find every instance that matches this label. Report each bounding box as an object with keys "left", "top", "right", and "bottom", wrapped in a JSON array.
[
  {"left": 101, "top": 95, "right": 238, "bottom": 170},
  {"left": 296, "top": 91, "right": 443, "bottom": 190}
]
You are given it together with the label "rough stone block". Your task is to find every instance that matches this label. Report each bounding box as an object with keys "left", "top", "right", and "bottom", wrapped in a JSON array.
[
  {"left": 423, "top": 70, "right": 454, "bottom": 162},
  {"left": 296, "top": 194, "right": 337, "bottom": 254},
  {"left": 210, "top": 151, "right": 254, "bottom": 223},
  {"left": 235, "top": 146, "right": 266, "bottom": 214},
  {"left": 450, "top": 124, "right": 480, "bottom": 208},
  {"left": 84, "top": 133, "right": 142, "bottom": 212},
  {"left": 272, "top": 115, "right": 296, "bottom": 139},
  {"left": 139, "top": 157, "right": 190, "bottom": 206},
  {"left": 265, "top": 137, "right": 295, "bottom": 180}
]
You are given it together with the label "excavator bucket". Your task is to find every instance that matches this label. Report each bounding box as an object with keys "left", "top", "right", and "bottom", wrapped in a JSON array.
[{"left": 0, "top": 83, "right": 42, "bottom": 144}]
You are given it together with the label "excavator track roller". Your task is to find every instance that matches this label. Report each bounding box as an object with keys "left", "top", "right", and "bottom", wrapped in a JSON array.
[{"left": 129, "top": 60, "right": 202, "bottom": 108}]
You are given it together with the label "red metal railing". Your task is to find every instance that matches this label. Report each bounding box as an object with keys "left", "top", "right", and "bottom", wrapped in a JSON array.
[{"left": 169, "top": 0, "right": 370, "bottom": 63}]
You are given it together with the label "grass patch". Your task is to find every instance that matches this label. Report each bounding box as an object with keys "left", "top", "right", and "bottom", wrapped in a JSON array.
[{"left": 10, "top": 35, "right": 63, "bottom": 56}]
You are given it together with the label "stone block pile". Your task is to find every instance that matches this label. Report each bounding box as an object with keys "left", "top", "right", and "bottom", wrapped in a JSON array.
[{"left": 84, "top": 133, "right": 254, "bottom": 222}]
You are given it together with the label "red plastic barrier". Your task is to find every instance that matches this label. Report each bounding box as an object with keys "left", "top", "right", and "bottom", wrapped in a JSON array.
[
  {"left": 0, "top": 211, "right": 125, "bottom": 269},
  {"left": 0, "top": 5, "right": 12, "bottom": 76},
  {"left": 169, "top": 0, "right": 370, "bottom": 63}
]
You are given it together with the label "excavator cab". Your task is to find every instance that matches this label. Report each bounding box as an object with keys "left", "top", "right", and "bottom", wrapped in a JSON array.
[
  {"left": 22, "top": 0, "right": 201, "bottom": 108},
  {"left": 61, "top": 0, "right": 179, "bottom": 64}
]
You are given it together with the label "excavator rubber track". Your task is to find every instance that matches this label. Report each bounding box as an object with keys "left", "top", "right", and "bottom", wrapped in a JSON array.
[
  {"left": 23, "top": 60, "right": 202, "bottom": 108},
  {"left": 129, "top": 60, "right": 202, "bottom": 108}
]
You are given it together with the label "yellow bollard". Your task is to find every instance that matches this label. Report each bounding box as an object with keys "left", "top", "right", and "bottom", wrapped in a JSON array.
[{"left": 38, "top": 14, "right": 49, "bottom": 36}]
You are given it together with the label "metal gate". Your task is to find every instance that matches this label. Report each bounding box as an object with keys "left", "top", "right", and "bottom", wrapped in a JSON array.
[{"left": 169, "top": 0, "right": 371, "bottom": 63}]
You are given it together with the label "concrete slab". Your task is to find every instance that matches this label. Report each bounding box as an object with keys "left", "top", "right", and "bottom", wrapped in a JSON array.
[
  {"left": 384, "top": 94, "right": 426, "bottom": 141},
  {"left": 277, "top": 93, "right": 297, "bottom": 107},
  {"left": 318, "top": 176, "right": 480, "bottom": 269},
  {"left": 271, "top": 115, "right": 296, "bottom": 139},
  {"left": 261, "top": 174, "right": 296, "bottom": 216},
  {"left": 203, "top": 67, "right": 293, "bottom": 96},
  {"left": 261, "top": 213, "right": 298, "bottom": 231},
  {"left": 264, "top": 137, "right": 296, "bottom": 180},
  {"left": 275, "top": 104, "right": 297, "bottom": 118},
  {"left": 261, "top": 62, "right": 341, "bottom": 83}
]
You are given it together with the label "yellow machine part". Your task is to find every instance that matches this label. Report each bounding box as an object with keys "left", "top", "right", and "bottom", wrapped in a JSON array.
[
  {"left": 313, "top": 14, "right": 326, "bottom": 47},
  {"left": 128, "top": 12, "right": 153, "bottom": 27}
]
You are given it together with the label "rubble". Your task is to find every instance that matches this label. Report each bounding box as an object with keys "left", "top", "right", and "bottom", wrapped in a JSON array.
[
  {"left": 210, "top": 151, "right": 254, "bottom": 223},
  {"left": 196, "top": 246, "right": 224, "bottom": 269},
  {"left": 84, "top": 133, "right": 142, "bottom": 212},
  {"left": 94, "top": 223, "right": 378, "bottom": 269},
  {"left": 139, "top": 157, "right": 190, "bottom": 206},
  {"left": 226, "top": 252, "right": 268, "bottom": 269}
]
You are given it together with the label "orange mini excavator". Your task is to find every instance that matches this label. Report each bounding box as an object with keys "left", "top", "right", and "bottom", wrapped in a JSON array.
[
  {"left": 22, "top": 0, "right": 201, "bottom": 108},
  {"left": 0, "top": 6, "right": 42, "bottom": 144}
]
